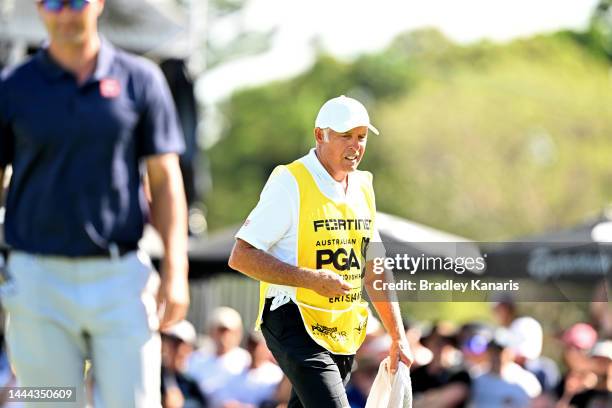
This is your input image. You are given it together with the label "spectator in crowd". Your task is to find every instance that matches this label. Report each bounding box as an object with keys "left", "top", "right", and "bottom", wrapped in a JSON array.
[
  {"left": 509, "top": 317, "right": 560, "bottom": 392},
  {"left": 186, "top": 307, "right": 251, "bottom": 403},
  {"left": 555, "top": 323, "right": 599, "bottom": 404},
  {"left": 346, "top": 312, "right": 391, "bottom": 408},
  {"left": 346, "top": 356, "right": 380, "bottom": 408},
  {"left": 471, "top": 339, "right": 537, "bottom": 408},
  {"left": 161, "top": 320, "right": 207, "bottom": 408},
  {"left": 272, "top": 376, "right": 293, "bottom": 408},
  {"left": 492, "top": 296, "right": 518, "bottom": 328},
  {"left": 492, "top": 298, "right": 560, "bottom": 393},
  {"left": 528, "top": 392, "right": 557, "bottom": 408},
  {"left": 411, "top": 324, "right": 471, "bottom": 408},
  {"left": 471, "top": 330, "right": 541, "bottom": 408},
  {"left": 458, "top": 323, "right": 493, "bottom": 377},
  {"left": 355, "top": 312, "right": 392, "bottom": 365},
  {"left": 566, "top": 340, "right": 611, "bottom": 408},
  {"left": 590, "top": 284, "right": 612, "bottom": 339},
  {"left": 213, "top": 332, "right": 284, "bottom": 408},
  {"left": 404, "top": 319, "right": 434, "bottom": 369}
]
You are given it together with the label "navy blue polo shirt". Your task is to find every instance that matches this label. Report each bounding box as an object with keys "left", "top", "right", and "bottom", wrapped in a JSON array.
[{"left": 0, "top": 39, "right": 185, "bottom": 256}]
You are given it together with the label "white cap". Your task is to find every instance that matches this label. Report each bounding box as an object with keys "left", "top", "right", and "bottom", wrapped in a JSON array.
[
  {"left": 162, "top": 320, "right": 197, "bottom": 345},
  {"left": 315, "top": 95, "right": 379, "bottom": 135},
  {"left": 208, "top": 306, "right": 243, "bottom": 331},
  {"left": 590, "top": 340, "right": 612, "bottom": 360},
  {"left": 508, "top": 317, "right": 543, "bottom": 360}
]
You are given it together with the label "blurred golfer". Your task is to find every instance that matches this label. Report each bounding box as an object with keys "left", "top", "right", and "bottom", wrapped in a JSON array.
[
  {"left": 229, "top": 95, "right": 413, "bottom": 408},
  {"left": 0, "top": 0, "right": 189, "bottom": 406}
]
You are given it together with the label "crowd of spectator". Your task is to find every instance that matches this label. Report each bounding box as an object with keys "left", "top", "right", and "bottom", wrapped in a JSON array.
[
  {"left": 0, "top": 300, "right": 610, "bottom": 408},
  {"left": 155, "top": 300, "right": 610, "bottom": 408}
]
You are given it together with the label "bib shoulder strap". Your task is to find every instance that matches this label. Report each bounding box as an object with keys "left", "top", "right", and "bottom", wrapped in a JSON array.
[
  {"left": 286, "top": 160, "right": 318, "bottom": 192},
  {"left": 357, "top": 170, "right": 376, "bottom": 213}
]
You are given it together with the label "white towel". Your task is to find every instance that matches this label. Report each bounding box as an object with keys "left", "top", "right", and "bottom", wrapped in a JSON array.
[{"left": 365, "top": 357, "right": 412, "bottom": 408}]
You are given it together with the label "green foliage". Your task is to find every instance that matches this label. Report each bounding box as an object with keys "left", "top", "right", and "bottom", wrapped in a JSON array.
[
  {"left": 589, "top": 0, "right": 612, "bottom": 59},
  {"left": 206, "top": 28, "right": 612, "bottom": 239},
  {"left": 209, "top": 0, "right": 249, "bottom": 16},
  {"left": 371, "top": 34, "right": 612, "bottom": 239}
]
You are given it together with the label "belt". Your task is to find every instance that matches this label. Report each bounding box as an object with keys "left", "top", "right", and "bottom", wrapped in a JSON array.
[
  {"left": 2, "top": 244, "right": 138, "bottom": 259},
  {"left": 86, "top": 243, "right": 138, "bottom": 259}
]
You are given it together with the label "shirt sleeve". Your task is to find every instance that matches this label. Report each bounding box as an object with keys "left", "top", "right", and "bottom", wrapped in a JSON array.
[
  {"left": 136, "top": 63, "right": 185, "bottom": 158},
  {"left": 0, "top": 74, "right": 14, "bottom": 167},
  {"left": 235, "top": 166, "right": 296, "bottom": 252}
]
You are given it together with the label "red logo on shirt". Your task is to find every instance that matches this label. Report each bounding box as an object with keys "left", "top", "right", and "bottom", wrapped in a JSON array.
[{"left": 100, "top": 78, "right": 121, "bottom": 98}]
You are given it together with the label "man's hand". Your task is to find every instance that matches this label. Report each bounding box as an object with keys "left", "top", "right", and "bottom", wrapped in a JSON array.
[
  {"left": 229, "top": 240, "right": 350, "bottom": 297},
  {"left": 157, "top": 260, "right": 190, "bottom": 330},
  {"left": 306, "top": 269, "right": 352, "bottom": 297},
  {"left": 388, "top": 338, "right": 414, "bottom": 374},
  {"left": 147, "top": 153, "right": 189, "bottom": 330}
]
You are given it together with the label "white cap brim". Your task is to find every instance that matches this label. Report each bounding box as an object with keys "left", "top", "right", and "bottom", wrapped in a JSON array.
[
  {"left": 325, "top": 122, "right": 380, "bottom": 135},
  {"left": 315, "top": 95, "right": 380, "bottom": 136}
]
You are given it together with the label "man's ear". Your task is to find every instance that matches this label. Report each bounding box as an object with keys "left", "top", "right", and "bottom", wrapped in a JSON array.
[{"left": 314, "top": 127, "right": 325, "bottom": 144}]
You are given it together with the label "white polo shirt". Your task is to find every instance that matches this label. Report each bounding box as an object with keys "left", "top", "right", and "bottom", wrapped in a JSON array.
[{"left": 235, "top": 148, "right": 384, "bottom": 309}]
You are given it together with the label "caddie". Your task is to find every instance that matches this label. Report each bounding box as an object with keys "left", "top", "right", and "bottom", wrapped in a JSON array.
[{"left": 229, "top": 95, "right": 414, "bottom": 408}]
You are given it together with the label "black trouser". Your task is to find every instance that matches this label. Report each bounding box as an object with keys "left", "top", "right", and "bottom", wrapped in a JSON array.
[{"left": 261, "top": 299, "right": 354, "bottom": 408}]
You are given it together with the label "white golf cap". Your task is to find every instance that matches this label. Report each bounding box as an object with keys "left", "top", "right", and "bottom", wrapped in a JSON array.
[
  {"left": 315, "top": 95, "right": 379, "bottom": 135},
  {"left": 508, "top": 316, "right": 543, "bottom": 360},
  {"left": 162, "top": 320, "right": 197, "bottom": 345},
  {"left": 208, "top": 306, "right": 243, "bottom": 331}
]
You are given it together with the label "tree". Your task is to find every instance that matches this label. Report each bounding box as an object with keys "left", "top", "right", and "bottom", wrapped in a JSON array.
[{"left": 589, "top": 0, "right": 612, "bottom": 60}]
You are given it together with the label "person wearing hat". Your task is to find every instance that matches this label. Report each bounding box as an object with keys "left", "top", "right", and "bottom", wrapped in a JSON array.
[
  {"left": 229, "top": 95, "right": 413, "bottom": 407},
  {"left": 555, "top": 323, "right": 599, "bottom": 404},
  {"left": 565, "top": 340, "right": 612, "bottom": 408},
  {"left": 508, "top": 317, "right": 560, "bottom": 393},
  {"left": 470, "top": 330, "right": 541, "bottom": 408},
  {"left": 161, "top": 320, "right": 207, "bottom": 408},
  {"left": 0, "top": 1, "right": 189, "bottom": 406},
  {"left": 185, "top": 307, "right": 251, "bottom": 406},
  {"left": 212, "top": 331, "right": 284, "bottom": 408}
]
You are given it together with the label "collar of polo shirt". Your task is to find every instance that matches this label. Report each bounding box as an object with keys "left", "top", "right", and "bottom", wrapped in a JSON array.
[{"left": 36, "top": 36, "right": 116, "bottom": 82}]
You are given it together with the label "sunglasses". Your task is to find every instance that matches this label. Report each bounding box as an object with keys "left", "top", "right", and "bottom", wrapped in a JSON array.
[{"left": 38, "top": 0, "right": 91, "bottom": 13}]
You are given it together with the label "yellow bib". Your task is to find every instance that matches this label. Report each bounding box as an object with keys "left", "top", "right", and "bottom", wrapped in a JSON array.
[{"left": 255, "top": 160, "right": 376, "bottom": 355}]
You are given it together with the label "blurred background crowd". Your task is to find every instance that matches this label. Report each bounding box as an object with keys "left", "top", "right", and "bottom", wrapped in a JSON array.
[
  {"left": 3, "top": 298, "right": 608, "bottom": 408},
  {"left": 153, "top": 298, "right": 612, "bottom": 408}
]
